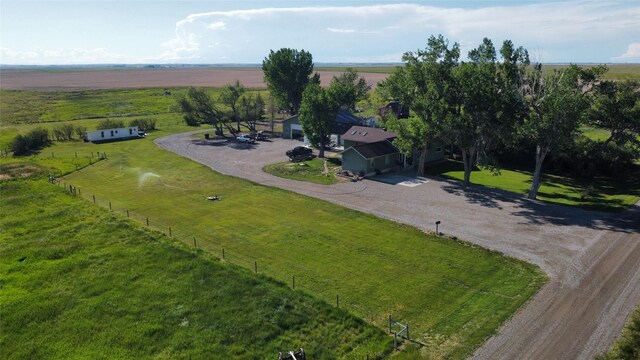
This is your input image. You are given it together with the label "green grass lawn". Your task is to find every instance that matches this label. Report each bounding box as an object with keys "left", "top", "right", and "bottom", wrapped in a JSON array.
[
  {"left": 37, "top": 120, "right": 547, "bottom": 359},
  {"left": 426, "top": 160, "right": 640, "bottom": 211},
  {"left": 1, "top": 89, "right": 547, "bottom": 358},
  {"left": 263, "top": 158, "right": 341, "bottom": 185},
  {"left": 0, "top": 179, "right": 392, "bottom": 359},
  {"left": 597, "top": 306, "right": 640, "bottom": 360}
]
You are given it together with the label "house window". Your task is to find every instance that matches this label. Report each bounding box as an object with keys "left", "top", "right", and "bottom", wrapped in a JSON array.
[
  {"left": 435, "top": 146, "right": 443, "bottom": 152},
  {"left": 101, "top": 131, "right": 104, "bottom": 138}
]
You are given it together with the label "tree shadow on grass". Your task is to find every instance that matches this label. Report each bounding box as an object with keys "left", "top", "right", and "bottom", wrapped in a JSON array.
[{"left": 428, "top": 161, "right": 640, "bottom": 233}]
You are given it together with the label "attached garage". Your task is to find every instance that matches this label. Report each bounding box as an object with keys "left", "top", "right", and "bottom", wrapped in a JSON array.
[{"left": 282, "top": 115, "right": 303, "bottom": 139}]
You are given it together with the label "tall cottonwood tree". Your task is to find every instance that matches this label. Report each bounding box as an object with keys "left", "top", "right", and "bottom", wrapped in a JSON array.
[
  {"left": 328, "top": 68, "right": 371, "bottom": 111},
  {"left": 448, "top": 38, "right": 530, "bottom": 186},
  {"left": 299, "top": 82, "right": 338, "bottom": 158},
  {"left": 262, "top": 48, "right": 314, "bottom": 114},
  {"left": 448, "top": 38, "right": 498, "bottom": 186},
  {"left": 520, "top": 64, "right": 604, "bottom": 199},
  {"left": 379, "top": 35, "right": 460, "bottom": 176}
]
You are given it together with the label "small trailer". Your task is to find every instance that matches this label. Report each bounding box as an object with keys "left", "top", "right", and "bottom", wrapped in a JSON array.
[{"left": 86, "top": 126, "right": 139, "bottom": 143}]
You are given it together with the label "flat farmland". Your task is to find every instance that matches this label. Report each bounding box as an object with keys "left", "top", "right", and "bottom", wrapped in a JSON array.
[{"left": 0, "top": 68, "right": 390, "bottom": 90}]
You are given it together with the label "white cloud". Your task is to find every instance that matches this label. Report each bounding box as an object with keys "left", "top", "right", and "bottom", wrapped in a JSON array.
[
  {"left": 327, "top": 28, "right": 355, "bottom": 33},
  {"left": 207, "top": 21, "right": 226, "bottom": 31},
  {"left": 0, "top": 47, "right": 136, "bottom": 65},
  {"left": 156, "top": 2, "right": 640, "bottom": 64},
  {"left": 614, "top": 42, "right": 640, "bottom": 60},
  {"left": 3, "top": 1, "right": 638, "bottom": 64}
]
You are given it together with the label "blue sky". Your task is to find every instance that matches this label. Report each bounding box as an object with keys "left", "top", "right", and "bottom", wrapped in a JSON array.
[{"left": 1, "top": 0, "right": 638, "bottom": 65}]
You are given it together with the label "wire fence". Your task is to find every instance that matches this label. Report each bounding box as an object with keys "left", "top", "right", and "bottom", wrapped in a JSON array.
[
  {"left": 52, "top": 170, "right": 517, "bottom": 357},
  {"left": 48, "top": 177, "right": 396, "bottom": 358}
]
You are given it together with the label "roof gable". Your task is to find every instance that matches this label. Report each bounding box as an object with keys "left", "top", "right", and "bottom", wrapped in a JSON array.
[
  {"left": 343, "top": 140, "right": 399, "bottom": 159},
  {"left": 342, "top": 125, "right": 396, "bottom": 143}
]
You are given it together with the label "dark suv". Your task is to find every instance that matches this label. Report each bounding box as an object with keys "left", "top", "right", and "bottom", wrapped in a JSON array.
[{"left": 286, "top": 146, "right": 312, "bottom": 157}]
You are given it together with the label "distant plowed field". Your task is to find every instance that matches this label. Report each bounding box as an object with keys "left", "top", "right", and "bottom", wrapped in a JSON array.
[{"left": 0, "top": 68, "right": 390, "bottom": 90}]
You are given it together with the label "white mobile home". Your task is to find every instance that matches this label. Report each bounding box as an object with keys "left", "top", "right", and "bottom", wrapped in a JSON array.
[{"left": 87, "top": 127, "right": 139, "bottom": 143}]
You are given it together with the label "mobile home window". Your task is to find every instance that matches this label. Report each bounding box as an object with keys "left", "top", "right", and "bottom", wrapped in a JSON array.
[
  {"left": 101, "top": 131, "right": 104, "bottom": 138},
  {"left": 110, "top": 130, "right": 114, "bottom": 137},
  {"left": 129, "top": 129, "right": 133, "bottom": 135}
]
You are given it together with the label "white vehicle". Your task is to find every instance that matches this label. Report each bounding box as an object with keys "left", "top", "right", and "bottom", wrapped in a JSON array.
[{"left": 236, "top": 134, "right": 255, "bottom": 144}]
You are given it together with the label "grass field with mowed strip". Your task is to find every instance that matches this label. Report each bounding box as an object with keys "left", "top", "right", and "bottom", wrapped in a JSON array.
[
  {"left": 0, "top": 179, "right": 393, "bottom": 359},
  {"left": 55, "top": 121, "right": 546, "bottom": 358}
]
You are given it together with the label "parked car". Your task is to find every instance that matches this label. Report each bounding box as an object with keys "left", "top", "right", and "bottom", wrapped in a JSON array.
[
  {"left": 255, "top": 131, "right": 269, "bottom": 141},
  {"left": 138, "top": 131, "right": 147, "bottom": 138},
  {"left": 237, "top": 134, "right": 255, "bottom": 144},
  {"left": 286, "top": 146, "right": 312, "bottom": 157}
]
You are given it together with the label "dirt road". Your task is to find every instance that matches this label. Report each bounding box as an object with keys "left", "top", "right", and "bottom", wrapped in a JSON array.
[{"left": 156, "top": 132, "right": 640, "bottom": 359}]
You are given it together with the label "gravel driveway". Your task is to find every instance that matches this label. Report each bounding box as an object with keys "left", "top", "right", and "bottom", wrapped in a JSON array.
[{"left": 156, "top": 131, "right": 640, "bottom": 359}]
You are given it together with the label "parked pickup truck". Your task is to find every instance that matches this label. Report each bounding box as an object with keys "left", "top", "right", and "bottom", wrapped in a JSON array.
[
  {"left": 286, "top": 146, "right": 313, "bottom": 161},
  {"left": 237, "top": 134, "right": 255, "bottom": 144}
]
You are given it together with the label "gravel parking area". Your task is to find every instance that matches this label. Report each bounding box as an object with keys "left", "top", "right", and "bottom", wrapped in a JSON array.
[{"left": 157, "top": 130, "right": 640, "bottom": 360}]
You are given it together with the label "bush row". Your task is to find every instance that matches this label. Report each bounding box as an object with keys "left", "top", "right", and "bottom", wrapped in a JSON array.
[
  {"left": 51, "top": 124, "right": 87, "bottom": 141},
  {"left": 9, "top": 128, "right": 51, "bottom": 155}
]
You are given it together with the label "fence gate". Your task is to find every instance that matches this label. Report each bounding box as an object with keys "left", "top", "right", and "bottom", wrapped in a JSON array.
[{"left": 388, "top": 315, "right": 410, "bottom": 350}]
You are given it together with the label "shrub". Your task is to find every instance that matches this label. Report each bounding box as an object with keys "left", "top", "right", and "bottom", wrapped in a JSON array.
[
  {"left": 129, "top": 118, "right": 156, "bottom": 131},
  {"left": 52, "top": 124, "right": 76, "bottom": 141},
  {"left": 75, "top": 125, "right": 87, "bottom": 140},
  {"left": 96, "top": 119, "right": 125, "bottom": 130},
  {"left": 549, "top": 137, "right": 637, "bottom": 177},
  {"left": 9, "top": 128, "right": 51, "bottom": 155}
]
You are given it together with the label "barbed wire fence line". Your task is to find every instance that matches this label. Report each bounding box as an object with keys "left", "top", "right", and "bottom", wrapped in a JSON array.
[{"left": 50, "top": 175, "right": 430, "bottom": 358}]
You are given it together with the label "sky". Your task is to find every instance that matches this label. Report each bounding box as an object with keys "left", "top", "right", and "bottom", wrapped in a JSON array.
[{"left": 1, "top": 0, "right": 638, "bottom": 65}]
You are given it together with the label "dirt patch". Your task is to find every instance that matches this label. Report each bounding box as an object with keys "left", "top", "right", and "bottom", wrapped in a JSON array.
[
  {"left": 0, "top": 163, "right": 47, "bottom": 180},
  {"left": 0, "top": 68, "right": 389, "bottom": 90}
]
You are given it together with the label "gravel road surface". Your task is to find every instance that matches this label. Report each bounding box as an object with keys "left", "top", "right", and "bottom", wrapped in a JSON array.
[{"left": 156, "top": 131, "right": 640, "bottom": 359}]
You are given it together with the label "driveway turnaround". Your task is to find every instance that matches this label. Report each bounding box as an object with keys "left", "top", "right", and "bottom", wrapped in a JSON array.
[{"left": 157, "top": 131, "right": 640, "bottom": 360}]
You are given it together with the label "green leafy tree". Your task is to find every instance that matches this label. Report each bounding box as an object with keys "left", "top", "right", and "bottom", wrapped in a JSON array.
[
  {"left": 299, "top": 82, "right": 338, "bottom": 158},
  {"left": 448, "top": 38, "right": 529, "bottom": 186},
  {"left": 520, "top": 64, "right": 604, "bottom": 199},
  {"left": 9, "top": 128, "right": 50, "bottom": 156},
  {"left": 379, "top": 34, "right": 460, "bottom": 176},
  {"left": 448, "top": 38, "right": 498, "bottom": 186},
  {"left": 220, "top": 80, "right": 246, "bottom": 132},
  {"left": 589, "top": 80, "right": 640, "bottom": 146},
  {"left": 328, "top": 68, "right": 371, "bottom": 111},
  {"left": 262, "top": 48, "right": 314, "bottom": 114},
  {"left": 178, "top": 87, "right": 234, "bottom": 136}
]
